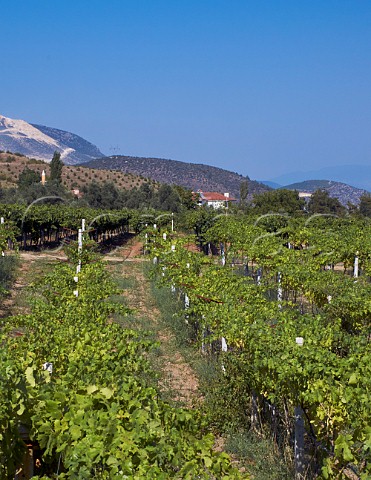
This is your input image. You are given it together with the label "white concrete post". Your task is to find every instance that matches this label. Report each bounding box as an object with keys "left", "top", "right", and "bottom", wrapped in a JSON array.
[
  {"left": 257, "top": 268, "right": 262, "bottom": 286},
  {"left": 78, "top": 229, "right": 83, "bottom": 253},
  {"left": 184, "top": 293, "right": 189, "bottom": 324},
  {"left": 294, "top": 406, "right": 305, "bottom": 480},
  {"left": 295, "top": 337, "right": 305, "bottom": 479},
  {"left": 354, "top": 251, "right": 359, "bottom": 278},
  {"left": 77, "top": 228, "right": 83, "bottom": 273},
  {"left": 221, "top": 337, "right": 228, "bottom": 373},
  {"left": 277, "top": 272, "right": 282, "bottom": 308},
  {"left": 1, "top": 217, "right": 4, "bottom": 256}
]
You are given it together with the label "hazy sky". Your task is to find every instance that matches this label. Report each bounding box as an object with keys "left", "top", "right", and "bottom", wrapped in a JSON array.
[{"left": 2, "top": 1, "right": 371, "bottom": 180}]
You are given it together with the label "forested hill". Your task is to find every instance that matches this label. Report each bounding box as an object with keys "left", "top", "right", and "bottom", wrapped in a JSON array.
[
  {"left": 282, "top": 180, "right": 369, "bottom": 206},
  {"left": 83, "top": 155, "right": 269, "bottom": 198}
]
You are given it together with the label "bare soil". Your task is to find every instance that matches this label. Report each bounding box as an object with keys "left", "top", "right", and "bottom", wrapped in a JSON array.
[
  {"left": 114, "top": 238, "right": 200, "bottom": 406},
  {"left": 0, "top": 251, "right": 66, "bottom": 318}
]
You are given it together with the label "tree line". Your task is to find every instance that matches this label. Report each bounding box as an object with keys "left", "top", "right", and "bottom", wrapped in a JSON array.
[{"left": 2, "top": 152, "right": 371, "bottom": 217}]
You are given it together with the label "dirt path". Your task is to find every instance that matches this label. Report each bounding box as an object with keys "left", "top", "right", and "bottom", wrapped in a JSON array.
[
  {"left": 1, "top": 241, "right": 200, "bottom": 406},
  {"left": 0, "top": 251, "right": 67, "bottom": 318},
  {"left": 113, "top": 238, "right": 200, "bottom": 406}
]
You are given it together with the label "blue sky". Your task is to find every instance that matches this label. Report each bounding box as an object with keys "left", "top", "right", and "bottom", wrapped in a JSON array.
[{"left": 2, "top": 1, "right": 371, "bottom": 180}]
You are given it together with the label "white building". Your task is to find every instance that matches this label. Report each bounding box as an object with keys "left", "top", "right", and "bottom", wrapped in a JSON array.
[{"left": 196, "top": 191, "right": 237, "bottom": 209}]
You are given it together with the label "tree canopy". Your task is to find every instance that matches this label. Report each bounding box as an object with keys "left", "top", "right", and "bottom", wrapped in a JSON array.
[
  {"left": 252, "top": 189, "right": 305, "bottom": 215},
  {"left": 307, "top": 189, "right": 345, "bottom": 215},
  {"left": 50, "top": 151, "right": 63, "bottom": 184},
  {"left": 17, "top": 167, "right": 40, "bottom": 190},
  {"left": 359, "top": 194, "right": 371, "bottom": 217}
]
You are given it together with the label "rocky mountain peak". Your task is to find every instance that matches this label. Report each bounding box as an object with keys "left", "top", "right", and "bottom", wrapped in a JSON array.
[{"left": 0, "top": 114, "right": 104, "bottom": 165}]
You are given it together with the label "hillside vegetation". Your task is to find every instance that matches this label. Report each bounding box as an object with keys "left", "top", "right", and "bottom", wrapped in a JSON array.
[
  {"left": 0, "top": 152, "right": 156, "bottom": 191},
  {"left": 84, "top": 155, "right": 269, "bottom": 198},
  {"left": 282, "top": 179, "right": 369, "bottom": 205}
]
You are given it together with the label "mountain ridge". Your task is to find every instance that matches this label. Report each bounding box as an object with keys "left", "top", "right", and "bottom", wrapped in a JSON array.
[
  {"left": 281, "top": 179, "right": 369, "bottom": 206},
  {"left": 83, "top": 155, "right": 270, "bottom": 198},
  {"left": 0, "top": 114, "right": 104, "bottom": 165},
  {"left": 269, "top": 165, "right": 371, "bottom": 192}
]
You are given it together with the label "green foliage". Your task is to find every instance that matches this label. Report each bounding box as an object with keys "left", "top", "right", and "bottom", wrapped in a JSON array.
[
  {"left": 17, "top": 167, "right": 40, "bottom": 190},
  {"left": 173, "top": 185, "right": 198, "bottom": 210},
  {"left": 0, "top": 255, "right": 18, "bottom": 297},
  {"left": 63, "top": 238, "right": 100, "bottom": 265},
  {"left": 252, "top": 189, "right": 305, "bottom": 215},
  {"left": 226, "top": 431, "right": 293, "bottom": 480},
  {"left": 359, "top": 194, "right": 371, "bottom": 217},
  {"left": 84, "top": 154, "right": 266, "bottom": 200},
  {"left": 82, "top": 181, "right": 195, "bottom": 212},
  {"left": 50, "top": 151, "right": 63, "bottom": 185},
  {"left": 239, "top": 180, "right": 249, "bottom": 205},
  {"left": 0, "top": 250, "right": 241, "bottom": 478},
  {"left": 0, "top": 203, "right": 131, "bottom": 248},
  {"left": 82, "top": 181, "right": 121, "bottom": 209},
  {"left": 147, "top": 217, "right": 371, "bottom": 478},
  {"left": 308, "top": 189, "right": 345, "bottom": 215}
]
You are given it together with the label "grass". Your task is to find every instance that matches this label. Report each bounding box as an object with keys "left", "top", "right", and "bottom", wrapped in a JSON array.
[
  {"left": 226, "top": 431, "right": 293, "bottom": 480},
  {"left": 0, "top": 253, "right": 60, "bottom": 317},
  {"left": 0, "top": 254, "right": 19, "bottom": 300},
  {"left": 0, "top": 255, "right": 19, "bottom": 291}
]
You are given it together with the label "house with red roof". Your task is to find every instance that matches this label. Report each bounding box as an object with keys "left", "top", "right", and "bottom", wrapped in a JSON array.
[{"left": 196, "top": 191, "right": 237, "bottom": 209}]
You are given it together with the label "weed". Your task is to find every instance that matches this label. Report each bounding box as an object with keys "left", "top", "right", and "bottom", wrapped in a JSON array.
[{"left": 226, "top": 430, "right": 293, "bottom": 480}]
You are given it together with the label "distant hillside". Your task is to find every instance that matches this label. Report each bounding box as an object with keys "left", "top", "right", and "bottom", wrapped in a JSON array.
[
  {"left": 84, "top": 155, "right": 269, "bottom": 198},
  {"left": 0, "top": 152, "right": 156, "bottom": 192},
  {"left": 0, "top": 114, "right": 104, "bottom": 165},
  {"left": 270, "top": 165, "right": 371, "bottom": 192},
  {"left": 259, "top": 180, "right": 282, "bottom": 189},
  {"left": 282, "top": 180, "right": 368, "bottom": 206}
]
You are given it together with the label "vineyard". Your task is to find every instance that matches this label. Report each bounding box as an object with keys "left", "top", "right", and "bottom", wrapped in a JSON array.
[
  {"left": 0, "top": 215, "right": 241, "bottom": 479},
  {"left": 146, "top": 213, "right": 371, "bottom": 479},
  {"left": 1, "top": 207, "right": 371, "bottom": 479}
]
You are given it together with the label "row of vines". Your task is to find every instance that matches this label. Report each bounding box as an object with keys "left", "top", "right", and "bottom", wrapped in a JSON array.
[
  {"left": 0, "top": 203, "right": 175, "bottom": 250},
  {"left": 0, "top": 236, "right": 240, "bottom": 478},
  {"left": 0, "top": 204, "right": 131, "bottom": 249},
  {"left": 147, "top": 214, "right": 371, "bottom": 479}
]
